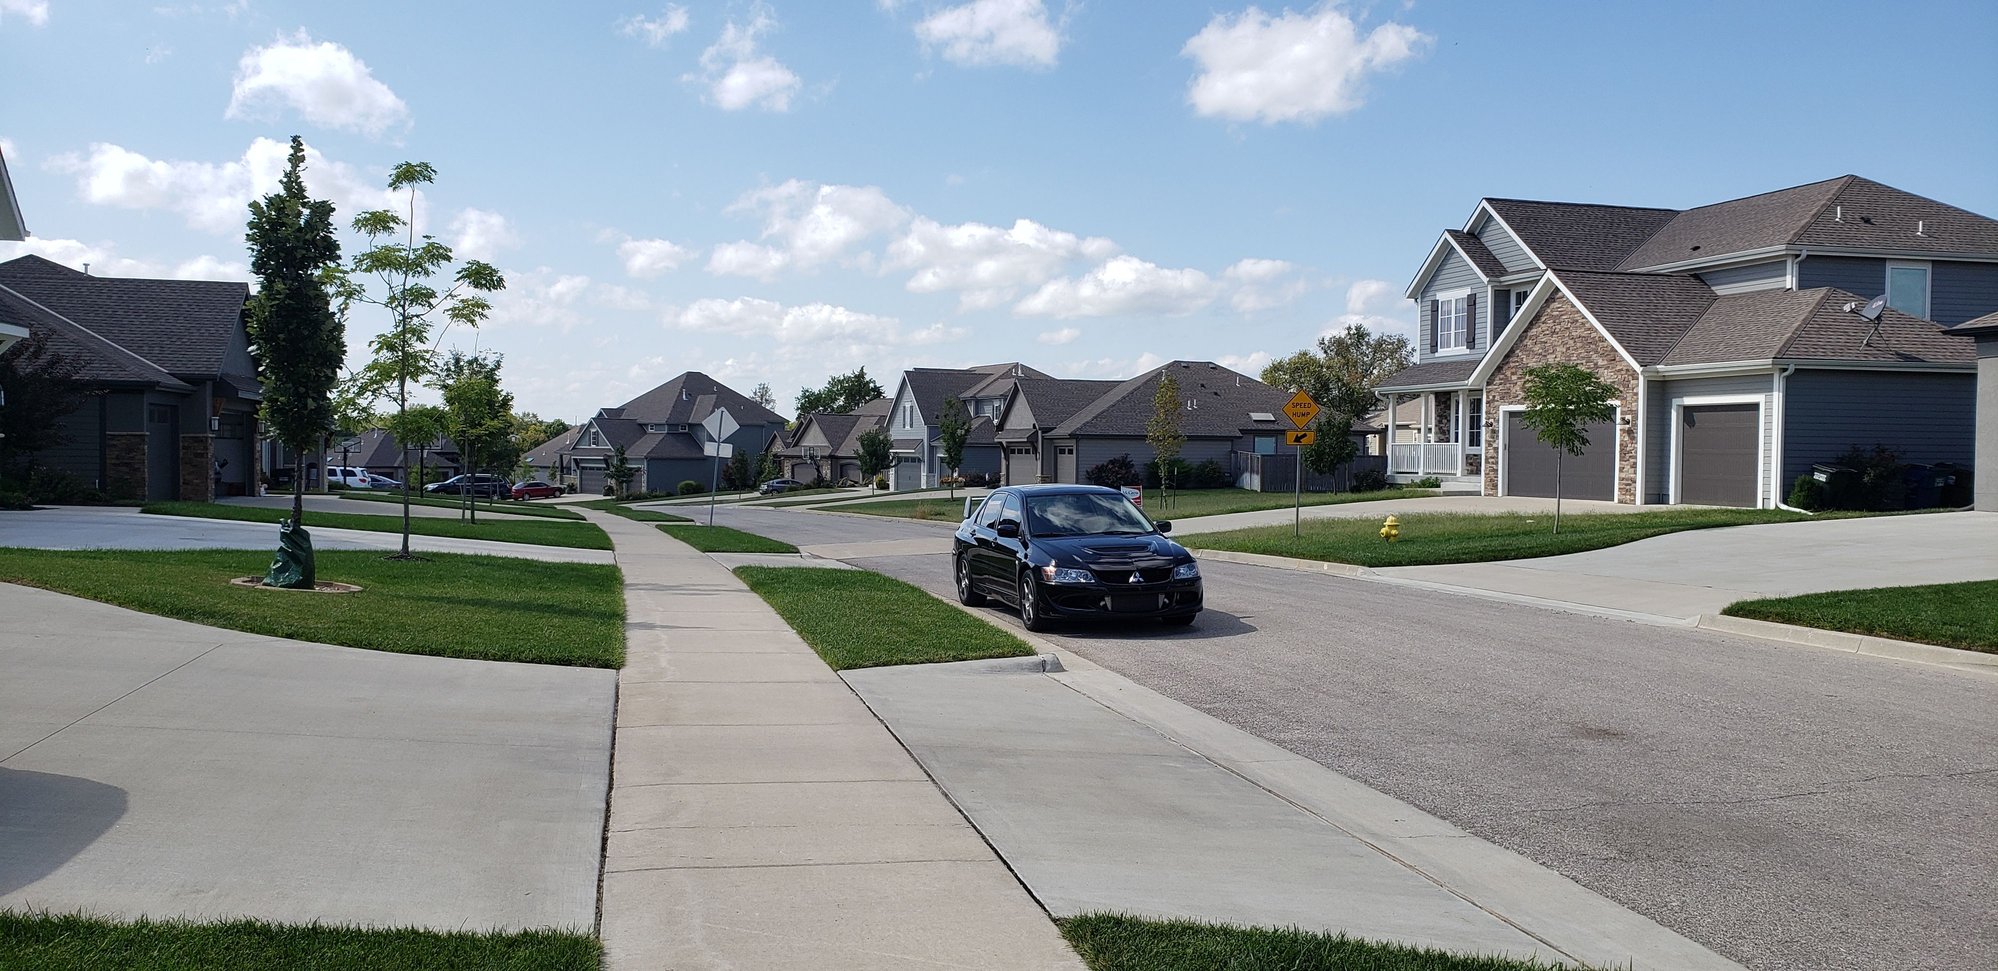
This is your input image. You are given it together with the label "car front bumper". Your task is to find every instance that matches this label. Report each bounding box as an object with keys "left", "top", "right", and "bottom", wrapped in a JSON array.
[{"left": 1037, "top": 578, "right": 1203, "bottom": 619}]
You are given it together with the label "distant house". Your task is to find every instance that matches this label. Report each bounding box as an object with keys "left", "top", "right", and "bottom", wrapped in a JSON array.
[
  {"left": 1016, "top": 361, "right": 1291, "bottom": 484},
  {"left": 1379, "top": 175, "right": 1991, "bottom": 507},
  {"left": 520, "top": 425, "right": 582, "bottom": 483},
  {"left": 884, "top": 363, "right": 1047, "bottom": 490},
  {"left": 993, "top": 377, "right": 1124, "bottom": 484},
  {"left": 322, "top": 429, "right": 461, "bottom": 484},
  {"left": 0, "top": 255, "right": 259, "bottom": 501},
  {"left": 773, "top": 397, "right": 890, "bottom": 484},
  {"left": 561, "top": 372, "right": 787, "bottom": 494}
]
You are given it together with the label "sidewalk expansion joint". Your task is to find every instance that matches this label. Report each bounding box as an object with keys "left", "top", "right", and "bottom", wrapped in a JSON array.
[{"left": 606, "top": 857, "right": 991, "bottom": 875}]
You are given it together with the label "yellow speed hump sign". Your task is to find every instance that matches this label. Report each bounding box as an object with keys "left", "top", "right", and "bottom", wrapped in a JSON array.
[
  {"left": 1282, "top": 390, "right": 1320, "bottom": 429},
  {"left": 1284, "top": 430, "right": 1317, "bottom": 446}
]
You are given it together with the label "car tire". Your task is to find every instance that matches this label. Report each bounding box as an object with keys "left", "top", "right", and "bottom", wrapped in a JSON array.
[
  {"left": 1161, "top": 613, "right": 1197, "bottom": 627},
  {"left": 1018, "top": 571, "right": 1050, "bottom": 633},
  {"left": 956, "top": 554, "right": 987, "bottom": 607}
]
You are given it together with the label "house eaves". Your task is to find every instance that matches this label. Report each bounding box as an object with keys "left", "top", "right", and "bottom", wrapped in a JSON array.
[{"left": 1403, "top": 230, "right": 1500, "bottom": 299}]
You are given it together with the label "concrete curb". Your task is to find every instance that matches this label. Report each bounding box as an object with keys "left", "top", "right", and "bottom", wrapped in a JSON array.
[
  {"left": 1696, "top": 613, "right": 1998, "bottom": 675},
  {"left": 1191, "top": 548, "right": 1374, "bottom": 579}
]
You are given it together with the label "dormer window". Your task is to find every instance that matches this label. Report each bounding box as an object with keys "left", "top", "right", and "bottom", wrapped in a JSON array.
[{"left": 1437, "top": 296, "right": 1468, "bottom": 350}]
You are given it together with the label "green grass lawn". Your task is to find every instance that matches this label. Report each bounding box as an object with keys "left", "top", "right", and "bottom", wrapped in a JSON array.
[
  {"left": 0, "top": 911, "right": 600, "bottom": 971},
  {"left": 735, "top": 566, "right": 1034, "bottom": 669},
  {"left": 336, "top": 490, "right": 583, "bottom": 519},
  {"left": 0, "top": 548, "right": 625, "bottom": 667},
  {"left": 1724, "top": 579, "right": 1998, "bottom": 654},
  {"left": 1060, "top": 914, "right": 1563, "bottom": 971},
  {"left": 144, "top": 501, "right": 611, "bottom": 550},
  {"left": 574, "top": 498, "right": 691, "bottom": 522},
  {"left": 659, "top": 523, "right": 798, "bottom": 553},
  {"left": 839, "top": 488, "right": 1442, "bottom": 523},
  {"left": 1185, "top": 508, "right": 1847, "bottom": 568}
]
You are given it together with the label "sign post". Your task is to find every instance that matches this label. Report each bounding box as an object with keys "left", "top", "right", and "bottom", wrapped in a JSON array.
[
  {"left": 1281, "top": 391, "right": 1320, "bottom": 537},
  {"left": 701, "top": 407, "right": 741, "bottom": 527}
]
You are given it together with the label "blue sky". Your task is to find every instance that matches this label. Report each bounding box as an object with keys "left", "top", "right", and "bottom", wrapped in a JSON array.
[{"left": 3, "top": 0, "right": 1994, "bottom": 423}]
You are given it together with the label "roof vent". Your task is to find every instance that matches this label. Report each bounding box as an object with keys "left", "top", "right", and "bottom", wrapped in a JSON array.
[
  {"left": 1689, "top": 245, "right": 1701, "bottom": 252},
  {"left": 1917, "top": 220, "right": 1926, "bottom": 237},
  {"left": 1835, "top": 205, "right": 1842, "bottom": 222},
  {"left": 1860, "top": 215, "right": 1874, "bottom": 225}
]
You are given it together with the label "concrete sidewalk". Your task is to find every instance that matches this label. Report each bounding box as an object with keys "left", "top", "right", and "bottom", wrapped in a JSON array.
[
  {"left": 0, "top": 507, "right": 614, "bottom": 563},
  {"left": 578, "top": 509, "right": 1081, "bottom": 971},
  {"left": 1, "top": 584, "right": 612, "bottom": 930}
]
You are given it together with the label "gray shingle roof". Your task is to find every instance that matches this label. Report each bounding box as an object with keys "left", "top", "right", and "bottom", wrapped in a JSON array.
[
  {"left": 932, "top": 414, "right": 997, "bottom": 447},
  {"left": 1444, "top": 229, "right": 1507, "bottom": 278},
  {"left": 522, "top": 425, "right": 581, "bottom": 466},
  {"left": 904, "top": 368, "right": 992, "bottom": 423},
  {"left": 1051, "top": 362, "right": 1287, "bottom": 438},
  {"left": 0, "top": 284, "right": 193, "bottom": 390},
  {"left": 1553, "top": 270, "right": 1718, "bottom": 365},
  {"left": 1377, "top": 357, "right": 1479, "bottom": 391},
  {"left": 1482, "top": 199, "right": 1680, "bottom": 271},
  {"left": 0, "top": 255, "right": 248, "bottom": 377},
  {"left": 1772, "top": 289, "right": 1972, "bottom": 365},
  {"left": 615, "top": 371, "right": 786, "bottom": 426},
  {"left": 1950, "top": 310, "right": 1998, "bottom": 334},
  {"left": 1001, "top": 377, "right": 1125, "bottom": 438},
  {"left": 1618, "top": 176, "right": 1998, "bottom": 270}
]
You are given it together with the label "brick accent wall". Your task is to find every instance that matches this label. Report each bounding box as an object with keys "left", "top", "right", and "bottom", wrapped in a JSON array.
[
  {"left": 105, "top": 432, "right": 147, "bottom": 500},
  {"left": 180, "top": 434, "right": 214, "bottom": 503},
  {"left": 1481, "top": 292, "right": 1641, "bottom": 503}
]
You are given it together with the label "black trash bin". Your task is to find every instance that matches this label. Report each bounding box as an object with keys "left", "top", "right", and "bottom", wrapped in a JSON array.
[
  {"left": 1899, "top": 463, "right": 1939, "bottom": 509},
  {"left": 1812, "top": 463, "right": 1862, "bottom": 510},
  {"left": 1934, "top": 463, "right": 1973, "bottom": 507}
]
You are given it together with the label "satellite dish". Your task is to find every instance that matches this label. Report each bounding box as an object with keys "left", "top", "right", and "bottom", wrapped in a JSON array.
[{"left": 1856, "top": 294, "right": 1888, "bottom": 321}]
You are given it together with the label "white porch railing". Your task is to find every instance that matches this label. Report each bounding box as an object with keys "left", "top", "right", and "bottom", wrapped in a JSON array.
[{"left": 1389, "top": 442, "right": 1464, "bottom": 476}]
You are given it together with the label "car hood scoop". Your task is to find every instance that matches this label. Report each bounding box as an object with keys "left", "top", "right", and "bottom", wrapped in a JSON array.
[{"left": 1081, "top": 542, "right": 1153, "bottom": 555}]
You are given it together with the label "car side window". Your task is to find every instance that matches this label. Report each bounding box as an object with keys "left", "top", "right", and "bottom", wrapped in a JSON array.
[
  {"left": 974, "top": 494, "right": 1003, "bottom": 528},
  {"left": 999, "top": 493, "right": 1023, "bottom": 526}
]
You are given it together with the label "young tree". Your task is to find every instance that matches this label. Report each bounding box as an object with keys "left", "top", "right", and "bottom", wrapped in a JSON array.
[
  {"left": 326, "top": 161, "right": 505, "bottom": 558},
  {"left": 1146, "top": 373, "right": 1186, "bottom": 507},
  {"left": 796, "top": 367, "right": 885, "bottom": 415},
  {"left": 0, "top": 329, "right": 98, "bottom": 481},
  {"left": 605, "top": 444, "right": 637, "bottom": 498},
  {"left": 758, "top": 449, "right": 782, "bottom": 487},
  {"left": 244, "top": 136, "right": 345, "bottom": 587},
  {"left": 856, "top": 426, "right": 892, "bottom": 495},
  {"left": 727, "top": 447, "right": 754, "bottom": 493},
  {"left": 937, "top": 396, "right": 970, "bottom": 498},
  {"left": 437, "top": 350, "right": 514, "bottom": 523},
  {"left": 1518, "top": 363, "right": 1619, "bottom": 534},
  {"left": 511, "top": 413, "right": 569, "bottom": 459},
  {"left": 750, "top": 382, "right": 776, "bottom": 409},
  {"left": 1264, "top": 324, "right": 1412, "bottom": 491}
]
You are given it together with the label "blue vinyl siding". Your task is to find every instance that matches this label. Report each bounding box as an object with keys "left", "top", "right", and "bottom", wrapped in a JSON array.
[
  {"left": 1424, "top": 249, "right": 1483, "bottom": 295},
  {"left": 1800, "top": 256, "right": 1998, "bottom": 325},
  {"left": 1474, "top": 217, "right": 1534, "bottom": 272},
  {"left": 1642, "top": 374, "right": 1775, "bottom": 504},
  {"left": 1697, "top": 261, "right": 1788, "bottom": 296},
  {"left": 1416, "top": 249, "right": 1489, "bottom": 362},
  {"left": 1780, "top": 369, "right": 1974, "bottom": 486}
]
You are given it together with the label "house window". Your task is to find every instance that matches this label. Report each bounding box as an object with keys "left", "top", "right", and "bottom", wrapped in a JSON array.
[
  {"left": 1437, "top": 296, "right": 1468, "bottom": 350},
  {"left": 901, "top": 403, "right": 916, "bottom": 428},
  {"left": 1886, "top": 262, "right": 1930, "bottom": 319},
  {"left": 1510, "top": 289, "right": 1531, "bottom": 321},
  {"left": 1465, "top": 396, "right": 1484, "bottom": 452},
  {"left": 1253, "top": 435, "right": 1277, "bottom": 455}
]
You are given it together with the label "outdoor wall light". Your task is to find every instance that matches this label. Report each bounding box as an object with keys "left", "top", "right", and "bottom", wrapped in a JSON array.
[{"left": 209, "top": 416, "right": 221, "bottom": 433}]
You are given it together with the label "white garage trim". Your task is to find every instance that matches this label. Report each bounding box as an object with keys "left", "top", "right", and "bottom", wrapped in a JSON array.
[
  {"left": 1496, "top": 403, "right": 1623, "bottom": 499},
  {"left": 1668, "top": 395, "right": 1767, "bottom": 508}
]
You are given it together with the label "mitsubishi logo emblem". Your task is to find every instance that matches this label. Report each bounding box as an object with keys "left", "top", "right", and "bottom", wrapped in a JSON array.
[{"left": 1128, "top": 573, "right": 1143, "bottom": 584}]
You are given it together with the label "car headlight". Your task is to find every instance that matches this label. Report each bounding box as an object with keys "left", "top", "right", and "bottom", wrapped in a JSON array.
[
  {"left": 1171, "top": 562, "right": 1200, "bottom": 580},
  {"left": 1039, "top": 566, "right": 1096, "bottom": 584}
]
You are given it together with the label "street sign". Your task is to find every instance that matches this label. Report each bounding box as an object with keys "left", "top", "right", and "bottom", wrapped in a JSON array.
[
  {"left": 701, "top": 407, "right": 740, "bottom": 443},
  {"left": 702, "top": 441, "right": 734, "bottom": 458},
  {"left": 1284, "top": 430, "right": 1317, "bottom": 446},
  {"left": 1282, "top": 390, "right": 1319, "bottom": 429}
]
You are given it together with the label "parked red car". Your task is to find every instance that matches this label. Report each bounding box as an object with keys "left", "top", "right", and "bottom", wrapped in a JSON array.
[{"left": 511, "top": 480, "right": 563, "bottom": 500}]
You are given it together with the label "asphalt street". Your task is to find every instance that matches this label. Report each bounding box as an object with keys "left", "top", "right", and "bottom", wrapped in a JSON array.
[{"left": 711, "top": 504, "right": 1998, "bottom": 971}]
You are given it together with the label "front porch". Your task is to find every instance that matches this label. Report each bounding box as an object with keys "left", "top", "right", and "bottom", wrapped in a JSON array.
[{"left": 1383, "top": 387, "right": 1484, "bottom": 487}]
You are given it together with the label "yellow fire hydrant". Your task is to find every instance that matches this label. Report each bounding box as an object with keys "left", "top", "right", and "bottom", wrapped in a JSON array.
[{"left": 1379, "top": 515, "right": 1401, "bottom": 543}]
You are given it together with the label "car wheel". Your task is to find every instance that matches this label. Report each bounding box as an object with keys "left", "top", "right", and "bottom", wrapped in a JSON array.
[
  {"left": 956, "top": 554, "right": 987, "bottom": 607},
  {"left": 1161, "top": 613, "right": 1197, "bottom": 627},
  {"left": 1018, "top": 571, "right": 1051, "bottom": 633}
]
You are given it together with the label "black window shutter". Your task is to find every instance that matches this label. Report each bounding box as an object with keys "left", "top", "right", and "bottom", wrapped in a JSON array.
[
  {"left": 1427, "top": 299, "right": 1439, "bottom": 353},
  {"left": 1465, "top": 292, "right": 1479, "bottom": 348}
]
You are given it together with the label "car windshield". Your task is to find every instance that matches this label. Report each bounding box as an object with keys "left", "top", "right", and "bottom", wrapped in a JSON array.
[{"left": 1023, "top": 493, "right": 1154, "bottom": 537}]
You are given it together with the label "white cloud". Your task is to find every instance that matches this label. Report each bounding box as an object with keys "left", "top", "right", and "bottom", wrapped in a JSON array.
[
  {"left": 1059, "top": 351, "right": 1168, "bottom": 380},
  {"left": 1344, "top": 277, "right": 1393, "bottom": 314},
  {"left": 617, "top": 236, "right": 695, "bottom": 277},
  {"left": 145, "top": 45, "right": 173, "bottom": 64},
  {"left": 1015, "top": 255, "right": 1220, "bottom": 318},
  {"left": 1224, "top": 257, "right": 1309, "bottom": 312},
  {"left": 619, "top": 5, "right": 689, "bottom": 47},
  {"left": 484, "top": 267, "right": 595, "bottom": 332},
  {"left": 1329, "top": 277, "right": 1414, "bottom": 341},
  {"left": 0, "top": 137, "right": 16, "bottom": 160},
  {"left": 907, "top": 322, "right": 969, "bottom": 345},
  {"left": 887, "top": 216, "right": 1117, "bottom": 310},
  {"left": 711, "top": 180, "right": 909, "bottom": 277},
  {"left": 689, "top": 4, "right": 801, "bottom": 112},
  {"left": 591, "top": 283, "right": 655, "bottom": 311},
  {"left": 172, "top": 254, "right": 251, "bottom": 281},
  {"left": 0, "top": 237, "right": 246, "bottom": 281},
  {"left": 46, "top": 137, "right": 405, "bottom": 236},
  {"left": 1036, "top": 327, "right": 1080, "bottom": 345},
  {"left": 226, "top": 31, "right": 411, "bottom": 137},
  {"left": 914, "top": 0, "right": 1064, "bottom": 69},
  {"left": 449, "top": 208, "right": 519, "bottom": 261},
  {"left": 1, "top": 0, "right": 49, "bottom": 27},
  {"left": 672, "top": 296, "right": 902, "bottom": 344},
  {"left": 1216, "top": 350, "right": 1272, "bottom": 374},
  {"left": 1182, "top": 4, "right": 1429, "bottom": 124}
]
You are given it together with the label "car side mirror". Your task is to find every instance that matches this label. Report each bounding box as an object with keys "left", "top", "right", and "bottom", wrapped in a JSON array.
[
  {"left": 995, "top": 521, "right": 1020, "bottom": 539},
  {"left": 1154, "top": 520, "right": 1172, "bottom": 534}
]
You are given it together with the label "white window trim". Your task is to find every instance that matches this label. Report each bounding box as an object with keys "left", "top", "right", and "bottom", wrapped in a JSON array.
[
  {"left": 1666, "top": 394, "right": 1767, "bottom": 509},
  {"left": 1885, "top": 260, "right": 1932, "bottom": 319},
  {"left": 1464, "top": 393, "right": 1484, "bottom": 453},
  {"left": 1494, "top": 402, "right": 1623, "bottom": 501},
  {"left": 1431, "top": 289, "right": 1473, "bottom": 354}
]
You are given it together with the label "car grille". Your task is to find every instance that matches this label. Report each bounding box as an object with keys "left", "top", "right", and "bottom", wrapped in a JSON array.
[{"left": 1093, "top": 568, "right": 1175, "bottom": 585}]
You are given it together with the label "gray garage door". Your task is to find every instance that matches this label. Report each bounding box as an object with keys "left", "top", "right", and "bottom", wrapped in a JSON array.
[
  {"left": 1503, "top": 413, "right": 1614, "bottom": 500},
  {"left": 577, "top": 464, "right": 605, "bottom": 495},
  {"left": 1679, "top": 404, "right": 1759, "bottom": 507}
]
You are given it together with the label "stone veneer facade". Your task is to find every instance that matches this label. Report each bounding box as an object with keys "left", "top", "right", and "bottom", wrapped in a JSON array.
[
  {"left": 105, "top": 432, "right": 148, "bottom": 500},
  {"left": 179, "top": 434, "right": 214, "bottom": 503},
  {"left": 1481, "top": 292, "right": 1641, "bottom": 503}
]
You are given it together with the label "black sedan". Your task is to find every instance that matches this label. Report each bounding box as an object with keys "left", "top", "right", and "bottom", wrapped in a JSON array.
[{"left": 952, "top": 484, "right": 1202, "bottom": 632}]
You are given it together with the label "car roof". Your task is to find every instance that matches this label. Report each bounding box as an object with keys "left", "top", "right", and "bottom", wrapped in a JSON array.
[{"left": 996, "top": 484, "right": 1121, "bottom": 496}]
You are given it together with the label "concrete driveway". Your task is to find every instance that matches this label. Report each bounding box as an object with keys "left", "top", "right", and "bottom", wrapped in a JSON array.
[
  {"left": 0, "top": 507, "right": 613, "bottom": 563},
  {"left": 0, "top": 583, "right": 614, "bottom": 930},
  {"left": 1379, "top": 511, "right": 1998, "bottom": 619}
]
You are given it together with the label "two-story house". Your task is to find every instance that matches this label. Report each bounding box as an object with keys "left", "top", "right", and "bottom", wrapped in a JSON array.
[
  {"left": 884, "top": 363, "right": 1046, "bottom": 490},
  {"left": 772, "top": 397, "right": 891, "bottom": 483},
  {"left": 1380, "top": 175, "right": 1991, "bottom": 507},
  {"left": 562, "top": 372, "right": 787, "bottom": 494},
  {"left": 993, "top": 363, "right": 1293, "bottom": 485}
]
